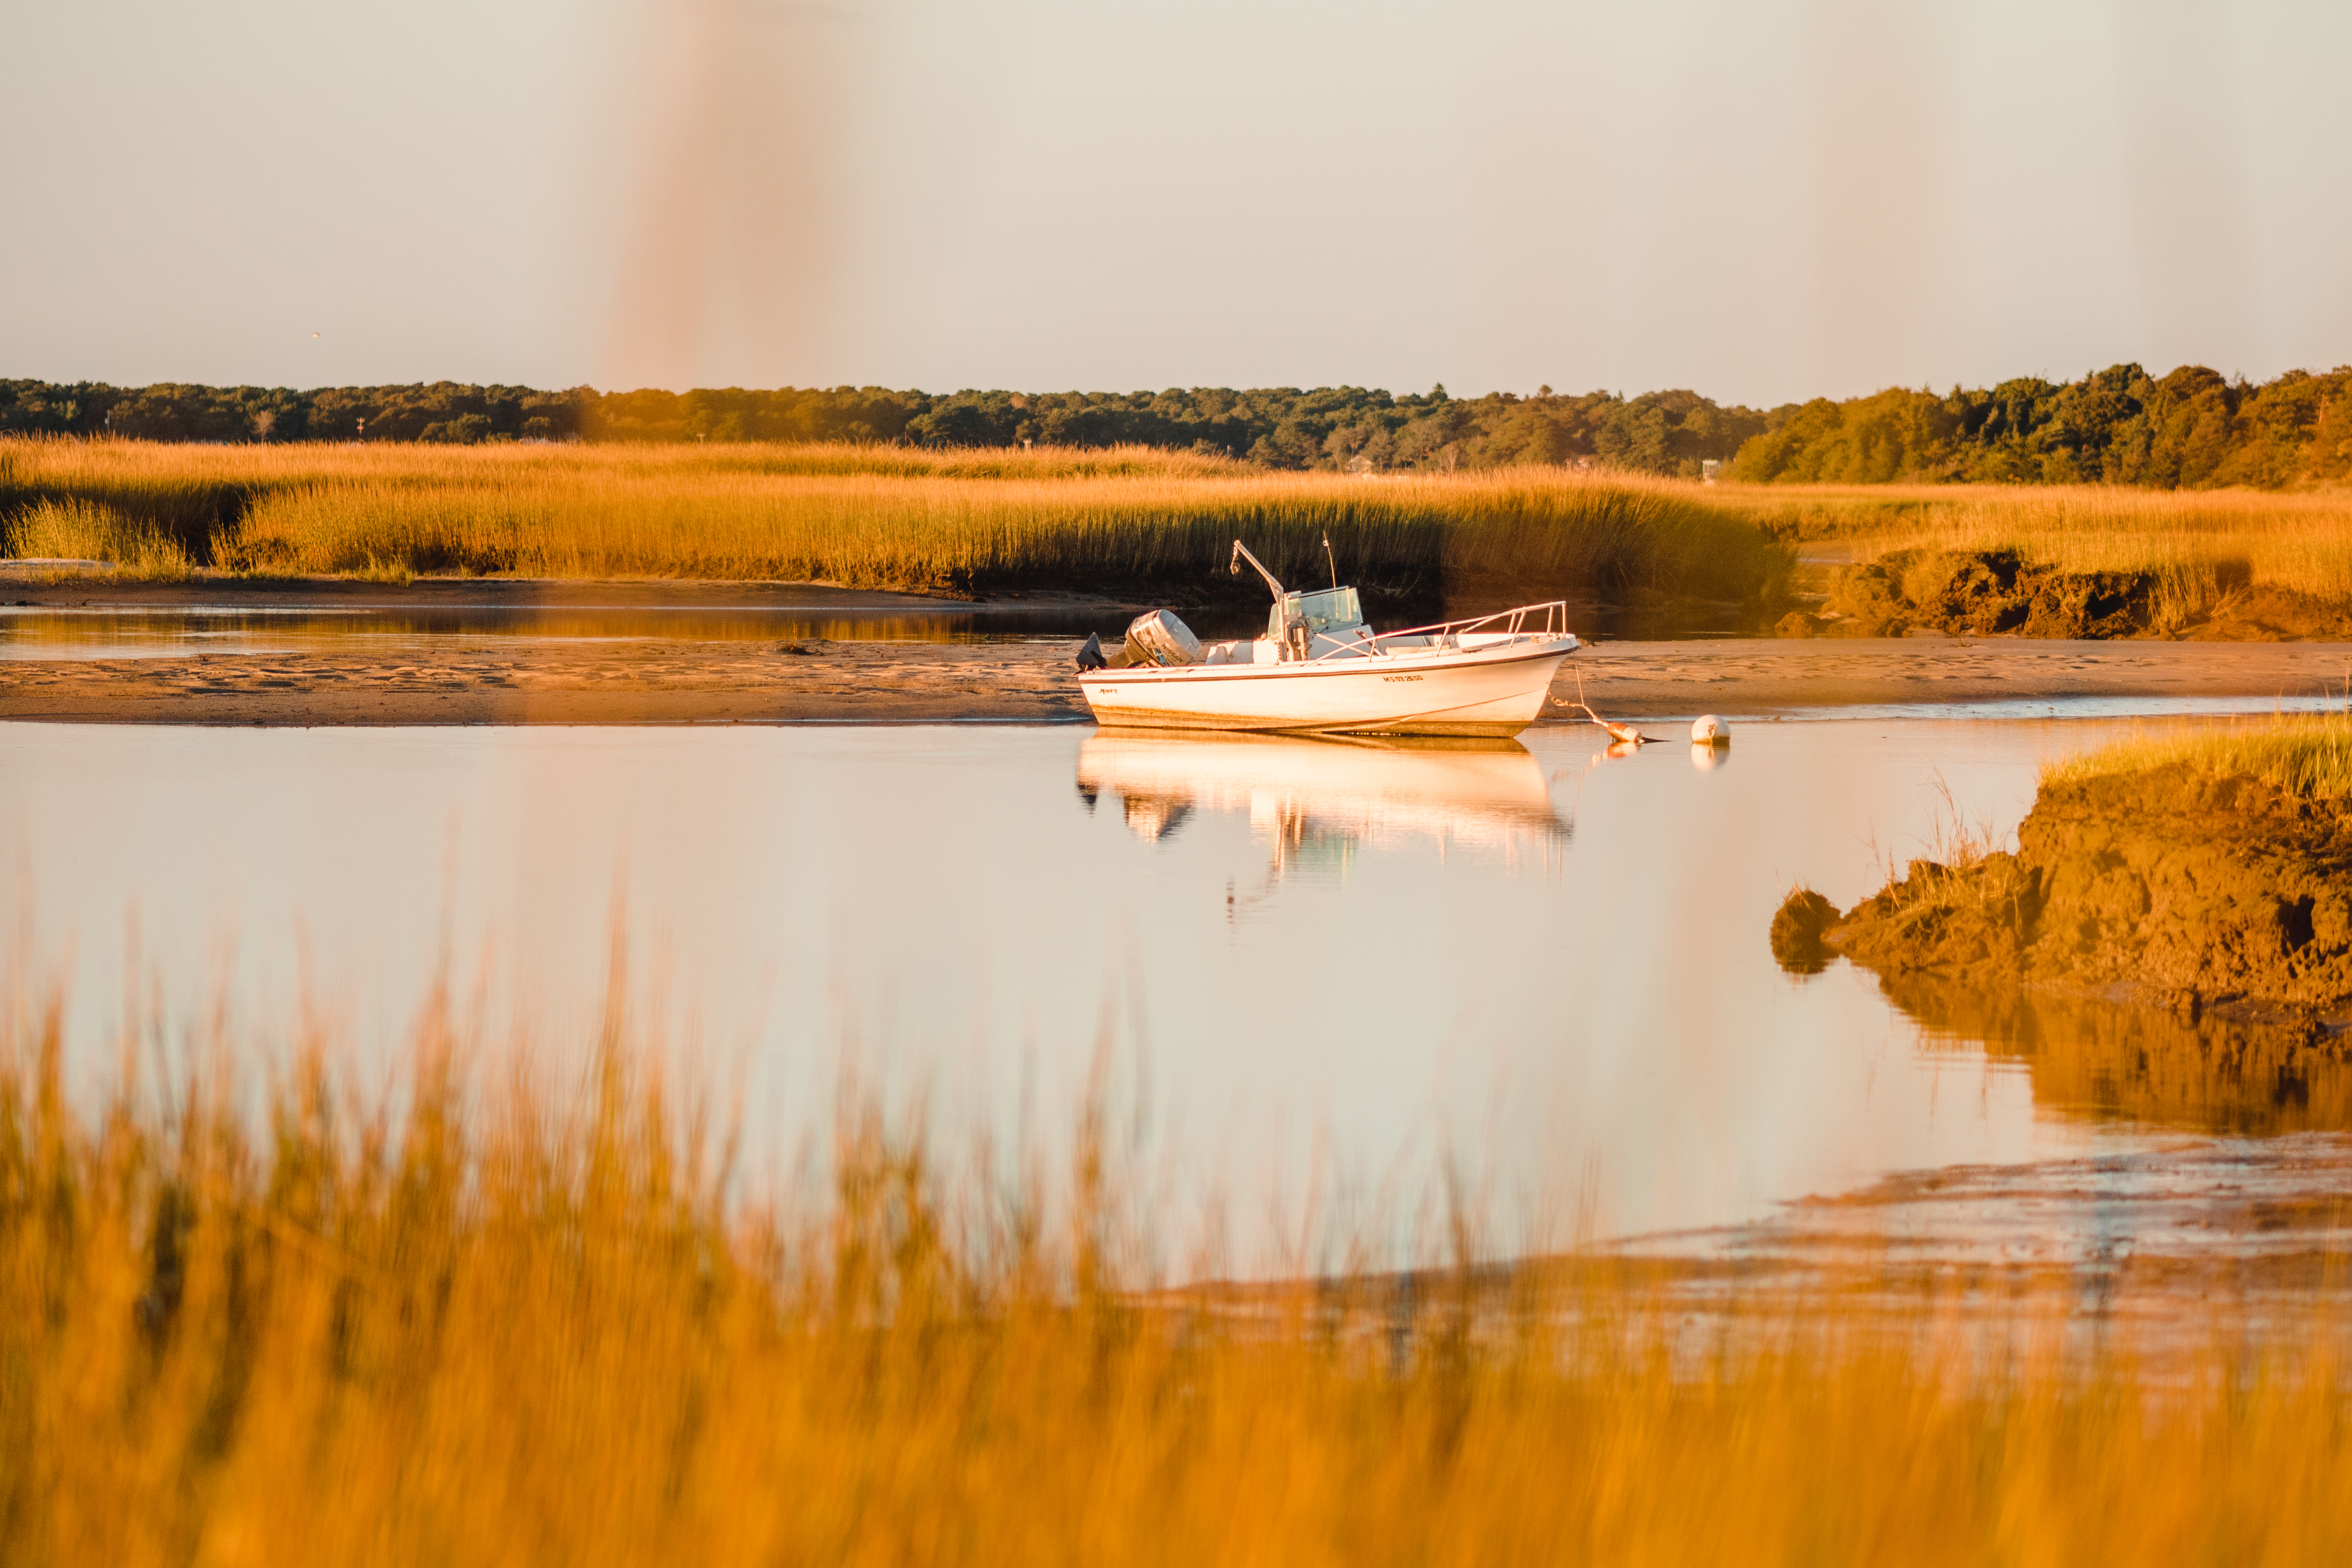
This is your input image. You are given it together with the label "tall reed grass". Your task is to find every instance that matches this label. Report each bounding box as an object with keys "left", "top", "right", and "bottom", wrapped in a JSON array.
[
  {"left": 1, "top": 497, "right": 192, "bottom": 577},
  {"left": 0, "top": 437, "right": 1786, "bottom": 609},
  {"left": 6, "top": 982, "right": 2350, "bottom": 1564}
]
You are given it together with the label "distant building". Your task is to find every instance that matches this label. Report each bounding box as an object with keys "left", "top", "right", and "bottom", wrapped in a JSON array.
[
  {"left": 1344, "top": 454, "right": 1377, "bottom": 477},
  {"left": 1701, "top": 459, "right": 1724, "bottom": 484}
]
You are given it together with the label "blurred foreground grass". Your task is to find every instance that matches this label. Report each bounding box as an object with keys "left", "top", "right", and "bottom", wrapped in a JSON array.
[{"left": 6, "top": 985, "right": 2350, "bottom": 1566}]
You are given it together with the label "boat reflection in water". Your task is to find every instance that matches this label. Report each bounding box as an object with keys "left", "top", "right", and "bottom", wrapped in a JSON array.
[{"left": 1075, "top": 730, "right": 1571, "bottom": 888}]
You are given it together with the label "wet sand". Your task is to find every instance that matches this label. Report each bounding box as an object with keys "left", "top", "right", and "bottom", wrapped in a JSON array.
[
  {"left": 0, "top": 638, "right": 1087, "bottom": 725},
  {"left": 5, "top": 628, "right": 2349, "bottom": 726},
  {"left": 1587, "top": 1134, "right": 2352, "bottom": 1368},
  {"left": 1192, "top": 1135, "right": 2352, "bottom": 1370}
]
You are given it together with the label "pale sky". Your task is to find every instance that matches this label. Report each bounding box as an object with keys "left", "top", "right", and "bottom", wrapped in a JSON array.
[{"left": 5, "top": 0, "right": 2348, "bottom": 407}]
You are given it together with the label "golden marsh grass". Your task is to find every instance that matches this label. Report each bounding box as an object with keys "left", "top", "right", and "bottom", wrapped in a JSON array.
[
  {"left": 0, "top": 438, "right": 1785, "bottom": 607},
  {"left": 2044, "top": 714, "right": 2352, "bottom": 801},
  {"left": 15, "top": 435, "right": 2352, "bottom": 624},
  {"left": 1, "top": 497, "right": 194, "bottom": 578},
  {"left": 7, "top": 983, "right": 2351, "bottom": 1565}
]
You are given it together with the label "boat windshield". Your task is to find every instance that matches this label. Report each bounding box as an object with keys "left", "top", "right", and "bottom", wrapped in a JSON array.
[{"left": 1267, "top": 586, "right": 1363, "bottom": 639}]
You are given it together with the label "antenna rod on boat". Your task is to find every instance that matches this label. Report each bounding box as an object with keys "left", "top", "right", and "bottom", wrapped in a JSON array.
[
  {"left": 1229, "top": 540, "right": 1286, "bottom": 601},
  {"left": 1323, "top": 532, "right": 1337, "bottom": 589}
]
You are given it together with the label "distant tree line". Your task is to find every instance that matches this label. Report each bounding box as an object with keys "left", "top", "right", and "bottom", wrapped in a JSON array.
[
  {"left": 0, "top": 379, "right": 1762, "bottom": 479},
  {"left": 5, "top": 364, "right": 2348, "bottom": 485},
  {"left": 1728, "top": 363, "right": 2352, "bottom": 488}
]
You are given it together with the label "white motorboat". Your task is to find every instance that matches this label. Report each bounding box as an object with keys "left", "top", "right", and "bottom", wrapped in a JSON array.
[{"left": 1076, "top": 542, "right": 1580, "bottom": 737}]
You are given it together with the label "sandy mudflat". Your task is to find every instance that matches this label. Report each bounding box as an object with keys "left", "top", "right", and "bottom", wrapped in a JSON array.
[
  {"left": 0, "top": 639, "right": 1087, "bottom": 725},
  {"left": 5, "top": 631, "right": 2350, "bottom": 727}
]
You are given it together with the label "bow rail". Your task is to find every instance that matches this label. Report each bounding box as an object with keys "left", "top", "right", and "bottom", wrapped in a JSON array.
[{"left": 1308, "top": 600, "right": 1573, "bottom": 660}]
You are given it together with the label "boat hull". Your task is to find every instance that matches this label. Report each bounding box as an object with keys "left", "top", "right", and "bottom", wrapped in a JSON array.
[{"left": 1079, "top": 640, "right": 1575, "bottom": 737}]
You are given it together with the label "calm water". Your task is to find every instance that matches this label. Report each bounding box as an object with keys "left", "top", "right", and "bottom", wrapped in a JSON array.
[{"left": 0, "top": 715, "right": 2324, "bottom": 1264}]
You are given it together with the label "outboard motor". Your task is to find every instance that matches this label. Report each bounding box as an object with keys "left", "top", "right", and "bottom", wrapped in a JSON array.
[{"left": 1125, "top": 608, "right": 1202, "bottom": 667}]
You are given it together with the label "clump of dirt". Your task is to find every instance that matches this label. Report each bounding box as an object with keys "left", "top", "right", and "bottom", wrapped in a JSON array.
[
  {"left": 1781, "top": 548, "right": 2352, "bottom": 640},
  {"left": 1819, "top": 852, "right": 2044, "bottom": 977},
  {"left": 1767, "top": 888, "right": 1839, "bottom": 974},
  {"left": 1775, "top": 767, "right": 2352, "bottom": 1019}
]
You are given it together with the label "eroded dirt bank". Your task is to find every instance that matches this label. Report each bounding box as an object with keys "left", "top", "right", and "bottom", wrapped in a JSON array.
[{"left": 1778, "top": 767, "right": 2352, "bottom": 1024}]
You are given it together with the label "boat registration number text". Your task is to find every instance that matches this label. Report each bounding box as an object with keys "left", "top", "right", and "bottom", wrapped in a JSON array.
[{"left": 1381, "top": 673, "right": 1424, "bottom": 683}]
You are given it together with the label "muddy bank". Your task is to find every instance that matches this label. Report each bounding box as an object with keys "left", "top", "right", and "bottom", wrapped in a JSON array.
[
  {"left": 1779, "top": 548, "right": 2352, "bottom": 642},
  {"left": 1778, "top": 761, "right": 2352, "bottom": 1038}
]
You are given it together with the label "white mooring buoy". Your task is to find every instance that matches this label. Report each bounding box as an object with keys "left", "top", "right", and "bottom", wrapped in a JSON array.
[{"left": 1692, "top": 714, "right": 1730, "bottom": 746}]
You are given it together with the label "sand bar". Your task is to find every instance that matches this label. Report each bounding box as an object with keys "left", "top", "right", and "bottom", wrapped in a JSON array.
[{"left": 5, "top": 630, "right": 2349, "bottom": 727}]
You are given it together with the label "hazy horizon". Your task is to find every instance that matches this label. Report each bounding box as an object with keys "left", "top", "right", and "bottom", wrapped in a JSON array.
[{"left": 6, "top": 0, "right": 2347, "bottom": 409}]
